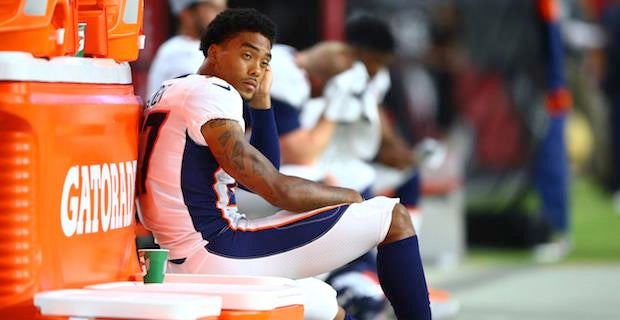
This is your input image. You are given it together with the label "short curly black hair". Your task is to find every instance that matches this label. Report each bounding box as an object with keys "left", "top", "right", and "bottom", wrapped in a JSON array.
[
  {"left": 200, "top": 8, "right": 277, "bottom": 57},
  {"left": 345, "top": 13, "right": 395, "bottom": 54}
]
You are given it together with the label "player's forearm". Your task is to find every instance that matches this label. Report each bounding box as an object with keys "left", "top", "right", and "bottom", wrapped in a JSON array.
[
  {"left": 378, "top": 109, "right": 416, "bottom": 168},
  {"left": 377, "top": 140, "right": 416, "bottom": 169},
  {"left": 280, "top": 118, "right": 335, "bottom": 165},
  {"left": 270, "top": 175, "right": 363, "bottom": 213},
  {"left": 306, "top": 116, "right": 336, "bottom": 155},
  {"left": 378, "top": 106, "right": 404, "bottom": 146}
]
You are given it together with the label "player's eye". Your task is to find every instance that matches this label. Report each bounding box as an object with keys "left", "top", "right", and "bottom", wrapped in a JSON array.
[
  {"left": 260, "top": 60, "right": 270, "bottom": 68},
  {"left": 242, "top": 52, "right": 252, "bottom": 60}
]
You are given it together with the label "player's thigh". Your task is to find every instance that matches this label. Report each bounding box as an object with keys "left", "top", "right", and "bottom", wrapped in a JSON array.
[{"left": 196, "top": 196, "right": 398, "bottom": 279}]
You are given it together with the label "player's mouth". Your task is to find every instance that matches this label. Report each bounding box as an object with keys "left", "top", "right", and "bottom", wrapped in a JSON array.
[{"left": 241, "top": 79, "right": 257, "bottom": 91}]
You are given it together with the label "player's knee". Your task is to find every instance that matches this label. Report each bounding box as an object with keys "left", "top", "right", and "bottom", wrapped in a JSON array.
[
  {"left": 335, "top": 307, "right": 346, "bottom": 320},
  {"left": 382, "top": 203, "right": 415, "bottom": 245},
  {"left": 297, "top": 278, "right": 340, "bottom": 320}
]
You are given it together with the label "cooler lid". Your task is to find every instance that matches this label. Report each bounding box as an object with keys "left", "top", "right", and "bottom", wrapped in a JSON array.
[
  {"left": 0, "top": 52, "right": 132, "bottom": 84},
  {"left": 34, "top": 289, "right": 222, "bottom": 320},
  {"left": 87, "top": 280, "right": 304, "bottom": 311}
]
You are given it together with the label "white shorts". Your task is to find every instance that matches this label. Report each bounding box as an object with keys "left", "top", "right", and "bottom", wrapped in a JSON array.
[
  {"left": 166, "top": 196, "right": 397, "bottom": 320},
  {"left": 167, "top": 196, "right": 397, "bottom": 278}
]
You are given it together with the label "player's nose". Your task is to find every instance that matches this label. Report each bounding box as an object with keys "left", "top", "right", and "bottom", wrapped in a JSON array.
[{"left": 247, "top": 60, "right": 262, "bottom": 77}]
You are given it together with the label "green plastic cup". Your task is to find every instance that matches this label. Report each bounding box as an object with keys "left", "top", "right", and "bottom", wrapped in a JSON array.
[
  {"left": 76, "top": 23, "right": 86, "bottom": 57},
  {"left": 138, "top": 249, "right": 169, "bottom": 284}
]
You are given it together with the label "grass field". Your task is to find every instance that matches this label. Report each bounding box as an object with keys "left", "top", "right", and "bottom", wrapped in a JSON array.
[
  {"left": 426, "top": 177, "right": 620, "bottom": 320},
  {"left": 568, "top": 177, "right": 620, "bottom": 262},
  {"left": 467, "top": 176, "right": 620, "bottom": 263}
]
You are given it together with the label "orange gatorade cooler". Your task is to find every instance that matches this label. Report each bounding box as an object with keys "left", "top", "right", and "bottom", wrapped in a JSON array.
[
  {"left": 77, "top": 0, "right": 144, "bottom": 62},
  {"left": 0, "top": 52, "right": 141, "bottom": 318},
  {"left": 0, "top": 0, "right": 77, "bottom": 57}
]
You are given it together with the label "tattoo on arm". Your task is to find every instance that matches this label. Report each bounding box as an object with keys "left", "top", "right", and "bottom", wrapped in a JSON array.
[
  {"left": 231, "top": 141, "right": 246, "bottom": 170},
  {"left": 207, "top": 120, "right": 228, "bottom": 128},
  {"left": 203, "top": 119, "right": 277, "bottom": 187},
  {"left": 202, "top": 119, "right": 362, "bottom": 211},
  {"left": 251, "top": 156, "right": 268, "bottom": 178}
]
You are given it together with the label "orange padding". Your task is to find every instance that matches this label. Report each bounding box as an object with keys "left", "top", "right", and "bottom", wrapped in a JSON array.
[
  {"left": 538, "top": 0, "right": 559, "bottom": 22},
  {"left": 545, "top": 88, "right": 572, "bottom": 115},
  {"left": 93, "top": 318, "right": 218, "bottom": 320},
  {"left": 429, "top": 288, "right": 451, "bottom": 301}
]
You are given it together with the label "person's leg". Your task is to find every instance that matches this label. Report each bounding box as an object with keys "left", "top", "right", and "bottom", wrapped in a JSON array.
[
  {"left": 532, "top": 114, "right": 569, "bottom": 235},
  {"left": 372, "top": 165, "right": 423, "bottom": 230},
  {"left": 326, "top": 186, "right": 387, "bottom": 320},
  {"left": 173, "top": 197, "right": 428, "bottom": 319},
  {"left": 196, "top": 198, "right": 396, "bottom": 278},
  {"left": 384, "top": 168, "right": 459, "bottom": 318},
  {"left": 395, "top": 171, "right": 421, "bottom": 208},
  {"left": 295, "top": 278, "right": 341, "bottom": 320},
  {"left": 326, "top": 258, "right": 386, "bottom": 320},
  {"left": 377, "top": 203, "right": 431, "bottom": 320},
  {"left": 395, "top": 171, "right": 423, "bottom": 232}
]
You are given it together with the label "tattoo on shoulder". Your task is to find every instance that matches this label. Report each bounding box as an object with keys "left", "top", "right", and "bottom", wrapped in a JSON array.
[
  {"left": 217, "top": 131, "right": 232, "bottom": 146},
  {"left": 207, "top": 119, "right": 229, "bottom": 128}
]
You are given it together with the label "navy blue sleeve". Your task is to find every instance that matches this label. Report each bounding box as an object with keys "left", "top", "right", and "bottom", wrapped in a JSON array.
[
  {"left": 271, "top": 97, "right": 301, "bottom": 136},
  {"left": 242, "top": 102, "right": 252, "bottom": 129},
  {"left": 249, "top": 107, "right": 281, "bottom": 170}
]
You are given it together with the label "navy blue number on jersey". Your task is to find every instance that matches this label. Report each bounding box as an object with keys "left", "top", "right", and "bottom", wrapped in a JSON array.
[
  {"left": 137, "top": 111, "right": 169, "bottom": 195},
  {"left": 147, "top": 84, "right": 170, "bottom": 107}
]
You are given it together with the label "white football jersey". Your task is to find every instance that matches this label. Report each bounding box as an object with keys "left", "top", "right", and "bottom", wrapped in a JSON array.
[
  {"left": 314, "top": 62, "right": 391, "bottom": 191},
  {"left": 137, "top": 74, "right": 245, "bottom": 260},
  {"left": 269, "top": 44, "right": 311, "bottom": 108}
]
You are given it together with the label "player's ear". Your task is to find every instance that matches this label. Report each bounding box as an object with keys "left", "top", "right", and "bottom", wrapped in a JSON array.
[{"left": 207, "top": 44, "right": 218, "bottom": 61}]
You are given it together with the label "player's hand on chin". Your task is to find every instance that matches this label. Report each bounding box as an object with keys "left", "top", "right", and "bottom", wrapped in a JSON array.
[{"left": 249, "top": 67, "right": 272, "bottom": 109}]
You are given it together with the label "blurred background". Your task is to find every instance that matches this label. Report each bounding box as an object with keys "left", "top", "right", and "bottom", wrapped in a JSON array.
[{"left": 133, "top": 0, "right": 620, "bottom": 319}]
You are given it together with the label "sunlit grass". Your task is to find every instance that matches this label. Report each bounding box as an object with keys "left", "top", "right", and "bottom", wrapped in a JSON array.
[
  {"left": 567, "top": 177, "right": 620, "bottom": 262},
  {"left": 464, "top": 177, "right": 620, "bottom": 263}
]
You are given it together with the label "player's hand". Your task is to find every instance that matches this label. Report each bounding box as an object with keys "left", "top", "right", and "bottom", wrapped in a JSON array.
[
  {"left": 249, "top": 66, "right": 272, "bottom": 109},
  {"left": 377, "top": 144, "right": 417, "bottom": 170}
]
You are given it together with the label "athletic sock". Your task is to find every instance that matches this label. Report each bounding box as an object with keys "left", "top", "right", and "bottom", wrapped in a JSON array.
[
  {"left": 376, "top": 235, "right": 431, "bottom": 320},
  {"left": 344, "top": 313, "right": 357, "bottom": 320}
]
